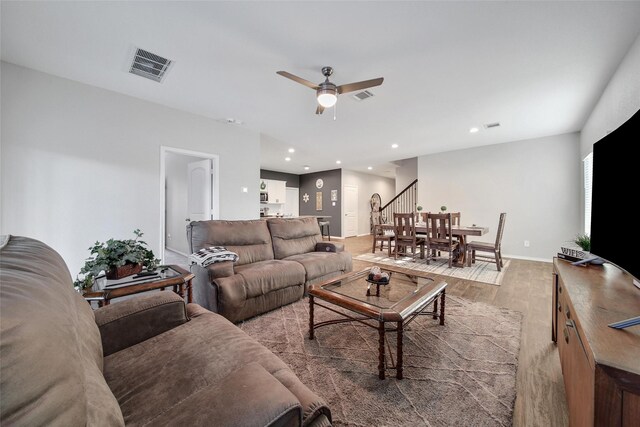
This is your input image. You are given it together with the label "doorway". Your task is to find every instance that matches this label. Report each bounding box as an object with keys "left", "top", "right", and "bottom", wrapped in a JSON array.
[
  {"left": 344, "top": 185, "right": 358, "bottom": 237},
  {"left": 160, "top": 147, "right": 219, "bottom": 264}
]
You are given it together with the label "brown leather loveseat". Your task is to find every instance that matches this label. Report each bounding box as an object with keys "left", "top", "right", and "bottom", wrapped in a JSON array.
[
  {"left": 187, "top": 217, "right": 352, "bottom": 323},
  {"left": 0, "top": 235, "right": 332, "bottom": 426}
]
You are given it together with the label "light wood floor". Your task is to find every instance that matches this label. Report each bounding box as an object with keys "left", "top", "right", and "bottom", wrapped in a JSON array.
[{"left": 342, "top": 235, "right": 569, "bottom": 427}]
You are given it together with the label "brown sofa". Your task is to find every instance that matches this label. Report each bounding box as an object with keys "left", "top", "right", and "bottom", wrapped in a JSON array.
[
  {"left": 0, "top": 235, "right": 332, "bottom": 426},
  {"left": 187, "top": 217, "right": 352, "bottom": 323}
]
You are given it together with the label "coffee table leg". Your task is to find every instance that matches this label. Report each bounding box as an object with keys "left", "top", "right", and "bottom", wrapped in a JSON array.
[
  {"left": 309, "top": 295, "right": 315, "bottom": 340},
  {"left": 440, "top": 290, "right": 446, "bottom": 325},
  {"left": 433, "top": 298, "right": 438, "bottom": 319},
  {"left": 397, "top": 321, "right": 404, "bottom": 379},
  {"left": 187, "top": 280, "right": 193, "bottom": 303},
  {"left": 378, "top": 322, "right": 385, "bottom": 379}
]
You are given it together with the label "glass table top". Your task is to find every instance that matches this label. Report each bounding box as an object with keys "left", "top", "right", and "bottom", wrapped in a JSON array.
[{"left": 321, "top": 267, "right": 435, "bottom": 310}]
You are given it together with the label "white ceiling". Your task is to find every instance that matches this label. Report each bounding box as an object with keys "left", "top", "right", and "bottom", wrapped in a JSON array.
[{"left": 2, "top": 2, "right": 640, "bottom": 179}]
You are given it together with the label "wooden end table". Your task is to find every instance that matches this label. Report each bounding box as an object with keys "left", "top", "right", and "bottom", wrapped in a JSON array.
[
  {"left": 82, "top": 265, "right": 194, "bottom": 308},
  {"left": 308, "top": 265, "right": 447, "bottom": 380}
]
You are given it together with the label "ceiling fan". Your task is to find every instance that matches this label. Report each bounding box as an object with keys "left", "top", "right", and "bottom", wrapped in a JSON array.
[{"left": 277, "top": 66, "right": 384, "bottom": 115}]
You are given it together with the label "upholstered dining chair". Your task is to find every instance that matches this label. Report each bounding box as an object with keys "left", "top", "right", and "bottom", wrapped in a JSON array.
[
  {"left": 372, "top": 215, "right": 394, "bottom": 256},
  {"left": 393, "top": 213, "right": 425, "bottom": 261},
  {"left": 466, "top": 212, "right": 507, "bottom": 271},
  {"left": 425, "top": 212, "right": 459, "bottom": 267}
]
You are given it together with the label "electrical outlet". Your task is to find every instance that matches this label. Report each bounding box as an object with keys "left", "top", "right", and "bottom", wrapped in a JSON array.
[
  {"left": 167, "top": 234, "right": 172, "bottom": 240},
  {"left": 524, "top": 240, "right": 530, "bottom": 247}
]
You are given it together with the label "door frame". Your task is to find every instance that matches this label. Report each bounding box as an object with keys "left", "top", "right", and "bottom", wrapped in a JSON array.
[{"left": 159, "top": 146, "right": 219, "bottom": 262}]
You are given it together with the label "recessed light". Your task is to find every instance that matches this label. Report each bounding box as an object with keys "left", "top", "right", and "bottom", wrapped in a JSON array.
[
  {"left": 336, "top": 160, "right": 341, "bottom": 164},
  {"left": 303, "top": 166, "right": 310, "bottom": 170},
  {"left": 367, "top": 166, "right": 373, "bottom": 170},
  {"left": 288, "top": 148, "right": 295, "bottom": 153},
  {"left": 285, "top": 157, "right": 291, "bottom": 161},
  {"left": 469, "top": 127, "right": 479, "bottom": 133},
  {"left": 391, "top": 144, "right": 399, "bottom": 148}
]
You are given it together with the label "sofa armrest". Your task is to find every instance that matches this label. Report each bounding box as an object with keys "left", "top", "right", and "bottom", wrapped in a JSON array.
[
  {"left": 152, "top": 362, "right": 302, "bottom": 427},
  {"left": 94, "top": 292, "right": 188, "bottom": 356},
  {"left": 204, "top": 260, "right": 235, "bottom": 279},
  {"left": 315, "top": 242, "right": 344, "bottom": 253}
]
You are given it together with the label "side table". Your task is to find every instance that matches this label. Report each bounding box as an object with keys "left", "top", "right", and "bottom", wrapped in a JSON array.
[{"left": 82, "top": 265, "right": 194, "bottom": 308}]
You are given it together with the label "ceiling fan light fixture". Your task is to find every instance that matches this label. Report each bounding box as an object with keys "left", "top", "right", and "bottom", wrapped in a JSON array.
[{"left": 317, "top": 89, "right": 337, "bottom": 108}]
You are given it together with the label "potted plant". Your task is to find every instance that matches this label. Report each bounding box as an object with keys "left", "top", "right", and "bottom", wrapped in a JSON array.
[
  {"left": 74, "top": 229, "right": 159, "bottom": 290},
  {"left": 573, "top": 233, "right": 591, "bottom": 252},
  {"left": 416, "top": 205, "right": 423, "bottom": 223},
  {"left": 440, "top": 205, "right": 447, "bottom": 213}
]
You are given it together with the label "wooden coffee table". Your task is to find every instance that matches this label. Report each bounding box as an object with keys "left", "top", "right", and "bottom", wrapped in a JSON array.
[
  {"left": 308, "top": 265, "right": 447, "bottom": 379},
  {"left": 82, "top": 265, "right": 194, "bottom": 307}
]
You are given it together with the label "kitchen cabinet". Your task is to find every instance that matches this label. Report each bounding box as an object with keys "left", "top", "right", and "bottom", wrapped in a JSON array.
[{"left": 260, "top": 179, "right": 286, "bottom": 204}]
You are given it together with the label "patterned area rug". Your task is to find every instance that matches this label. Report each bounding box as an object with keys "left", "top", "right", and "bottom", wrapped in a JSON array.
[
  {"left": 355, "top": 252, "right": 510, "bottom": 286},
  {"left": 240, "top": 296, "right": 522, "bottom": 427}
]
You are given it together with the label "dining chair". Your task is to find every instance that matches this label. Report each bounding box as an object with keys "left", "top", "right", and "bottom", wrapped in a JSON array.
[
  {"left": 393, "top": 213, "right": 425, "bottom": 261},
  {"left": 371, "top": 215, "right": 394, "bottom": 257},
  {"left": 425, "top": 212, "right": 459, "bottom": 267},
  {"left": 451, "top": 212, "right": 461, "bottom": 226},
  {"left": 466, "top": 212, "right": 507, "bottom": 271}
]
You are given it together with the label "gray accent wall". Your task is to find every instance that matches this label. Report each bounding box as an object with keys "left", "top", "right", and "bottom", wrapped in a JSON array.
[
  {"left": 417, "top": 133, "right": 581, "bottom": 261},
  {"left": 260, "top": 169, "right": 300, "bottom": 188},
  {"left": 299, "top": 169, "right": 341, "bottom": 237}
]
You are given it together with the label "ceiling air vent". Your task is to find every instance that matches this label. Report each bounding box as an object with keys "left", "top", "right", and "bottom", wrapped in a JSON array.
[
  {"left": 352, "top": 90, "right": 375, "bottom": 101},
  {"left": 484, "top": 122, "right": 501, "bottom": 129},
  {"left": 129, "top": 48, "right": 173, "bottom": 83}
]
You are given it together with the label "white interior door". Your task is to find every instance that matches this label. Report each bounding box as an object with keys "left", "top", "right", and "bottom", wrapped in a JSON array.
[
  {"left": 344, "top": 185, "right": 358, "bottom": 237},
  {"left": 187, "top": 159, "right": 212, "bottom": 222},
  {"left": 285, "top": 187, "right": 299, "bottom": 217}
]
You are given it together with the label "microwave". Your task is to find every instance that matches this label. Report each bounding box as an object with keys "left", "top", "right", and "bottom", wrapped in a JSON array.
[{"left": 260, "top": 192, "right": 268, "bottom": 202}]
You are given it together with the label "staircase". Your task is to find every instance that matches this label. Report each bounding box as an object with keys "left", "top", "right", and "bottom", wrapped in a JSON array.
[{"left": 380, "top": 179, "right": 418, "bottom": 224}]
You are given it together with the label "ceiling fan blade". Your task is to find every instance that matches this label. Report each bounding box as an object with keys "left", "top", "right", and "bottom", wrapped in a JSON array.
[
  {"left": 277, "top": 71, "right": 319, "bottom": 90},
  {"left": 316, "top": 105, "right": 325, "bottom": 115},
  {"left": 337, "top": 77, "right": 384, "bottom": 94}
]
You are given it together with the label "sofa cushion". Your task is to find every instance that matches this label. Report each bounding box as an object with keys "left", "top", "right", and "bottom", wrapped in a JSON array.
[
  {"left": 235, "top": 259, "right": 306, "bottom": 299},
  {"left": 188, "top": 220, "right": 274, "bottom": 266},
  {"left": 103, "top": 307, "right": 331, "bottom": 426},
  {"left": 284, "top": 251, "right": 353, "bottom": 283},
  {"left": 0, "top": 236, "right": 124, "bottom": 426},
  {"left": 267, "top": 217, "right": 322, "bottom": 259},
  {"left": 148, "top": 362, "right": 302, "bottom": 427}
]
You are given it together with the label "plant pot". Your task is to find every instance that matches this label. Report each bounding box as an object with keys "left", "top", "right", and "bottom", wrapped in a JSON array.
[{"left": 105, "top": 262, "right": 143, "bottom": 280}]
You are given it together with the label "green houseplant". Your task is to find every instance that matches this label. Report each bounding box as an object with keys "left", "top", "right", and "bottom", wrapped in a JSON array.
[
  {"left": 440, "top": 205, "right": 447, "bottom": 213},
  {"left": 74, "top": 229, "right": 159, "bottom": 290},
  {"left": 573, "top": 233, "right": 591, "bottom": 252}
]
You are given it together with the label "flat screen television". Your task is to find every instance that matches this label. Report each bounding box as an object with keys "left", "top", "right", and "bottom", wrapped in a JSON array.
[{"left": 590, "top": 108, "right": 640, "bottom": 288}]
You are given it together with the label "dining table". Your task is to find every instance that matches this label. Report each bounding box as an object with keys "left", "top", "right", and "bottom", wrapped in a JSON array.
[{"left": 377, "top": 223, "right": 489, "bottom": 267}]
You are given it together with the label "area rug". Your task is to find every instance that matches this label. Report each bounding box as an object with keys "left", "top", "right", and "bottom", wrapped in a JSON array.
[
  {"left": 355, "top": 252, "right": 510, "bottom": 286},
  {"left": 240, "top": 296, "right": 522, "bottom": 427}
]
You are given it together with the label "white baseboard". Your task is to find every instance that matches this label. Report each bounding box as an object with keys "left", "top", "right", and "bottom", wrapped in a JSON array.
[{"left": 503, "top": 253, "right": 552, "bottom": 263}]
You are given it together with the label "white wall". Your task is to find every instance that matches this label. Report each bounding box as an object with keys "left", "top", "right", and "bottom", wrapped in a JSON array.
[
  {"left": 0, "top": 62, "right": 260, "bottom": 275},
  {"left": 417, "top": 133, "right": 581, "bottom": 261},
  {"left": 580, "top": 34, "right": 640, "bottom": 158},
  {"left": 165, "top": 152, "right": 204, "bottom": 255},
  {"left": 579, "top": 34, "right": 640, "bottom": 231},
  {"left": 394, "top": 157, "right": 417, "bottom": 194},
  {"left": 342, "top": 170, "right": 396, "bottom": 236}
]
